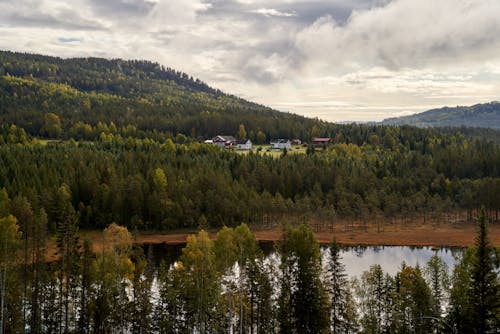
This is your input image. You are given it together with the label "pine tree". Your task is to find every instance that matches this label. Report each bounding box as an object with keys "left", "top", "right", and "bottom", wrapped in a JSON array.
[
  {"left": 278, "top": 224, "right": 329, "bottom": 334},
  {"left": 78, "top": 238, "right": 94, "bottom": 334},
  {"left": 0, "top": 215, "right": 22, "bottom": 334},
  {"left": 327, "top": 239, "right": 350, "bottom": 333},
  {"left": 29, "top": 209, "right": 48, "bottom": 334},
  {"left": 447, "top": 249, "right": 474, "bottom": 333},
  {"left": 424, "top": 254, "right": 450, "bottom": 332},
  {"left": 130, "top": 245, "right": 152, "bottom": 334},
  {"left": 470, "top": 208, "right": 499, "bottom": 333}
]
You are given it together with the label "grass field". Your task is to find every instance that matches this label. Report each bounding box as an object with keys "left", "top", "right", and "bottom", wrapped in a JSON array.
[{"left": 235, "top": 144, "right": 307, "bottom": 157}]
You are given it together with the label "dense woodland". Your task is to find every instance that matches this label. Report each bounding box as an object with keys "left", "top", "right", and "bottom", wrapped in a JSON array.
[
  {"left": 0, "top": 52, "right": 499, "bottom": 230},
  {"left": 0, "top": 211, "right": 498, "bottom": 333},
  {"left": 0, "top": 51, "right": 499, "bottom": 332},
  {"left": 0, "top": 123, "right": 500, "bottom": 230}
]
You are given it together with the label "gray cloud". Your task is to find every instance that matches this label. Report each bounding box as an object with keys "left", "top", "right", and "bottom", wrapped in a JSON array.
[
  {"left": 294, "top": 0, "right": 500, "bottom": 72},
  {"left": 0, "top": 0, "right": 499, "bottom": 121},
  {"left": 88, "top": 0, "right": 156, "bottom": 17}
]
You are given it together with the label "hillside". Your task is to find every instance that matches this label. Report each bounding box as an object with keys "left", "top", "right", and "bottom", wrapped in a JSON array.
[
  {"left": 0, "top": 50, "right": 320, "bottom": 140},
  {"left": 381, "top": 102, "right": 500, "bottom": 129}
]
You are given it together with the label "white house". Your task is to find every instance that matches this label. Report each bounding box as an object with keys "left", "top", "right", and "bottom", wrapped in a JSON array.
[
  {"left": 237, "top": 139, "right": 252, "bottom": 150},
  {"left": 212, "top": 135, "right": 236, "bottom": 148},
  {"left": 270, "top": 139, "right": 291, "bottom": 150}
]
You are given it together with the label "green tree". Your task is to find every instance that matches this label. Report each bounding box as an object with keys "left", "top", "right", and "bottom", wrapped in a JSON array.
[
  {"left": 237, "top": 124, "right": 247, "bottom": 140},
  {"left": 54, "top": 184, "right": 80, "bottom": 333},
  {"left": 43, "top": 112, "right": 62, "bottom": 138},
  {"left": 424, "top": 254, "right": 450, "bottom": 332},
  {"left": 327, "top": 239, "right": 357, "bottom": 333},
  {"left": 278, "top": 224, "right": 329, "bottom": 334},
  {"left": 256, "top": 130, "right": 266, "bottom": 145},
  {"left": 0, "top": 215, "right": 21, "bottom": 334},
  {"left": 93, "top": 223, "right": 134, "bottom": 333},
  {"left": 470, "top": 208, "right": 499, "bottom": 333},
  {"left": 78, "top": 238, "right": 95, "bottom": 334},
  {"left": 29, "top": 209, "right": 49, "bottom": 334},
  {"left": 447, "top": 249, "right": 474, "bottom": 333},
  {"left": 394, "top": 265, "right": 433, "bottom": 334},
  {"left": 180, "top": 230, "right": 223, "bottom": 333},
  {"left": 356, "top": 264, "right": 394, "bottom": 334},
  {"left": 130, "top": 245, "right": 152, "bottom": 334}
]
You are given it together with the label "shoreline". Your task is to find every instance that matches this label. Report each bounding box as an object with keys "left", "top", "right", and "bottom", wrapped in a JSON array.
[
  {"left": 43, "top": 222, "right": 499, "bottom": 261},
  {"left": 131, "top": 222, "right": 500, "bottom": 248}
]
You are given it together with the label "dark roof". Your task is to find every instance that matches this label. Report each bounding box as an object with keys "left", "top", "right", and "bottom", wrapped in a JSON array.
[
  {"left": 213, "top": 135, "right": 236, "bottom": 142},
  {"left": 237, "top": 139, "right": 251, "bottom": 145},
  {"left": 270, "top": 139, "right": 290, "bottom": 144},
  {"left": 312, "top": 137, "right": 330, "bottom": 142}
]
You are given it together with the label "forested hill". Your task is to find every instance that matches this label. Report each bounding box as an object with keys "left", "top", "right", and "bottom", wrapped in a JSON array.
[
  {"left": 0, "top": 50, "right": 320, "bottom": 139},
  {"left": 381, "top": 102, "right": 500, "bottom": 129}
]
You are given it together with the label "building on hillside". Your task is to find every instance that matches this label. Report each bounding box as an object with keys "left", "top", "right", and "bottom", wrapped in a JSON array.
[
  {"left": 312, "top": 137, "right": 331, "bottom": 146},
  {"left": 212, "top": 135, "right": 236, "bottom": 148},
  {"left": 270, "top": 139, "right": 291, "bottom": 150},
  {"left": 291, "top": 139, "right": 302, "bottom": 146},
  {"left": 237, "top": 139, "right": 253, "bottom": 150}
]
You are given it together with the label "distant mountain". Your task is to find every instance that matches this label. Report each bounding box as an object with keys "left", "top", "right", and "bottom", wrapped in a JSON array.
[{"left": 381, "top": 102, "right": 500, "bottom": 129}]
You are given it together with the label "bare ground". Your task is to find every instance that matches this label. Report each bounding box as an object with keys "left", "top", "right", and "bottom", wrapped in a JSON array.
[
  {"left": 44, "top": 221, "right": 500, "bottom": 261},
  {"left": 129, "top": 221, "right": 500, "bottom": 247}
]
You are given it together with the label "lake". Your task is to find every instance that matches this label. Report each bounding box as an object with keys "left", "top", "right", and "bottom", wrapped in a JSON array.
[{"left": 142, "top": 242, "right": 462, "bottom": 278}]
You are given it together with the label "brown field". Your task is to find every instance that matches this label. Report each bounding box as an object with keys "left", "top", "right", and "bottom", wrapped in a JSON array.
[
  {"left": 112, "top": 220, "right": 500, "bottom": 248},
  {"left": 44, "top": 220, "right": 500, "bottom": 261}
]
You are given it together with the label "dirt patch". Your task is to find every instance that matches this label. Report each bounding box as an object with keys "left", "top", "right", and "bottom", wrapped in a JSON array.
[
  {"left": 44, "top": 221, "right": 500, "bottom": 261},
  {"left": 131, "top": 221, "right": 500, "bottom": 248}
]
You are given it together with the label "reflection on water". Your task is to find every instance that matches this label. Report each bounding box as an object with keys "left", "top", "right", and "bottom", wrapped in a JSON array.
[
  {"left": 339, "top": 246, "right": 461, "bottom": 278},
  {"left": 142, "top": 242, "right": 462, "bottom": 278}
]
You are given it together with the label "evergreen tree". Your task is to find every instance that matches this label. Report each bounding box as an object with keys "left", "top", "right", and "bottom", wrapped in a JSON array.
[
  {"left": 78, "top": 238, "right": 95, "bottom": 334},
  {"left": 29, "top": 209, "right": 48, "bottom": 334},
  {"left": 0, "top": 215, "right": 21, "bottom": 334},
  {"left": 356, "top": 264, "right": 394, "bottom": 333},
  {"left": 424, "top": 254, "right": 450, "bottom": 332},
  {"left": 180, "top": 230, "right": 223, "bottom": 333},
  {"left": 447, "top": 249, "right": 474, "bottom": 333},
  {"left": 327, "top": 239, "right": 357, "bottom": 333},
  {"left": 54, "top": 184, "right": 80, "bottom": 333},
  {"left": 130, "top": 245, "right": 153, "bottom": 334},
  {"left": 470, "top": 208, "right": 499, "bottom": 333},
  {"left": 278, "top": 224, "right": 329, "bottom": 334},
  {"left": 156, "top": 261, "right": 188, "bottom": 333}
]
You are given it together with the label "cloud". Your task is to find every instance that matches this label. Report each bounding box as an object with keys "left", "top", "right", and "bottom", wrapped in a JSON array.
[
  {"left": 295, "top": 0, "right": 500, "bottom": 72},
  {"left": 250, "top": 8, "right": 296, "bottom": 17},
  {"left": 0, "top": 0, "right": 499, "bottom": 122}
]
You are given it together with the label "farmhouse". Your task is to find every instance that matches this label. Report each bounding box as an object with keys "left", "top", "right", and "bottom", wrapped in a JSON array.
[
  {"left": 312, "top": 137, "right": 331, "bottom": 146},
  {"left": 212, "top": 135, "right": 236, "bottom": 148},
  {"left": 237, "top": 139, "right": 253, "bottom": 150},
  {"left": 270, "top": 139, "right": 291, "bottom": 150}
]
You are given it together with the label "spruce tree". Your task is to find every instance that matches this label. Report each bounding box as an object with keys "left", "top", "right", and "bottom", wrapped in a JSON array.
[
  {"left": 470, "top": 208, "right": 499, "bottom": 333},
  {"left": 327, "top": 239, "right": 349, "bottom": 333}
]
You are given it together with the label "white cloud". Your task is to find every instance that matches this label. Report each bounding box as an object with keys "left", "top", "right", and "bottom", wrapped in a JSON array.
[
  {"left": 250, "top": 8, "right": 296, "bottom": 17},
  {"left": 0, "top": 0, "right": 499, "bottom": 122},
  {"left": 295, "top": 0, "right": 500, "bottom": 72}
]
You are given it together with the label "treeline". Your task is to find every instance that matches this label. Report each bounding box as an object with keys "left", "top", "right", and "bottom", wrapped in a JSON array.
[
  {"left": 0, "top": 130, "right": 500, "bottom": 231},
  {"left": 1, "top": 210, "right": 498, "bottom": 333}
]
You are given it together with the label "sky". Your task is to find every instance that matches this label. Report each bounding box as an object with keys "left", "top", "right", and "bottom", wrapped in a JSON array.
[{"left": 1, "top": 0, "right": 500, "bottom": 122}]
